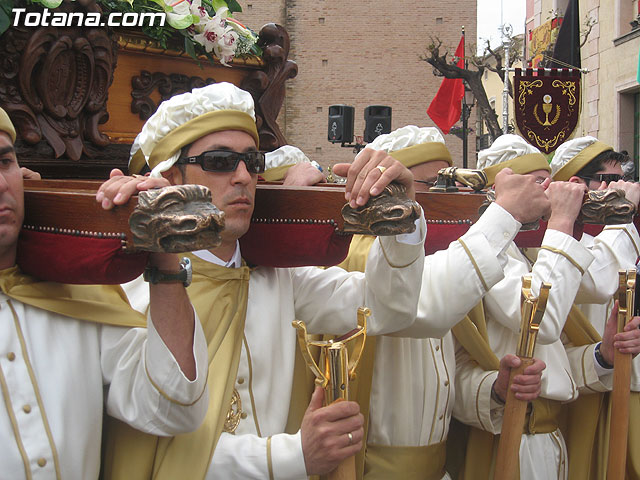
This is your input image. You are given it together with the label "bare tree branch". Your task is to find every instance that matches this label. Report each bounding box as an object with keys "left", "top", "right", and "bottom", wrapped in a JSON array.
[
  {"left": 580, "top": 15, "right": 596, "bottom": 47},
  {"left": 420, "top": 36, "right": 505, "bottom": 139}
]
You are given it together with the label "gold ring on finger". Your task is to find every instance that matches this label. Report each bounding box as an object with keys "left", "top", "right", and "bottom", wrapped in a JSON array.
[
  {"left": 376, "top": 165, "right": 386, "bottom": 175},
  {"left": 347, "top": 432, "right": 353, "bottom": 445}
]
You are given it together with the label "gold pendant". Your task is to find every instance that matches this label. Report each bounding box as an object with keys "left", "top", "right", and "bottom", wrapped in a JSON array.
[{"left": 223, "top": 388, "right": 243, "bottom": 433}]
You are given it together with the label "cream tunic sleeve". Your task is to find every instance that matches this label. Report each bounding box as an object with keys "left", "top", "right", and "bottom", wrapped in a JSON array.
[
  {"left": 101, "top": 303, "right": 209, "bottom": 435},
  {"left": 484, "top": 229, "right": 594, "bottom": 345},
  {"left": 392, "top": 202, "right": 521, "bottom": 339},
  {"left": 574, "top": 223, "right": 640, "bottom": 305}
]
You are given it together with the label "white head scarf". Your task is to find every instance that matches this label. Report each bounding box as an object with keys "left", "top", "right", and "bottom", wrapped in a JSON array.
[
  {"left": 476, "top": 134, "right": 541, "bottom": 169},
  {"left": 129, "top": 82, "right": 257, "bottom": 177},
  {"left": 362, "top": 125, "right": 452, "bottom": 167}
]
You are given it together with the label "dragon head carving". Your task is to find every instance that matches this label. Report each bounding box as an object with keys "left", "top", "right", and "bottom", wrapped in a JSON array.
[
  {"left": 579, "top": 189, "right": 636, "bottom": 225},
  {"left": 129, "top": 184, "right": 225, "bottom": 253},
  {"left": 341, "top": 182, "right": 421, "bottom": 236}
]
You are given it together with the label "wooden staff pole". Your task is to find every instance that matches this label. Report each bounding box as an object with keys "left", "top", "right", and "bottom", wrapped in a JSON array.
[
  {"left": 606, "top": 270, "right": 636, "bottom": 480},
  {"left": 494, "top": 277, "right": 550, "bottom": 480},
  {"left": 328, "top": 449, "right": 356, "bottom": 480},
  {"left": 494, "top": 356, "right": 535, "bottom": 480}
]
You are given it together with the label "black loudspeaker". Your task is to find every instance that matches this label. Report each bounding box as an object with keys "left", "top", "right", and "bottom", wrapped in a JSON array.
[
  {"left": 328, "top": 105, "right": 354, "bottom": 143},
  {"left": 363, "top": 105, "right": 392, "bottom": 143}
]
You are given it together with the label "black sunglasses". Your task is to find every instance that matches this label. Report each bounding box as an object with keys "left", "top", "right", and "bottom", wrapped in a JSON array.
[
  {"left": 578, "top": 173, "right": 623, "bottom": 185},
  {"left": 178, "top": 150, "right": 266, "bottom": 174}
]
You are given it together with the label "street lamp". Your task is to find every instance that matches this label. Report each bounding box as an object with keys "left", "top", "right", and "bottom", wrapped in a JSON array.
[{"left": 461, "top": 86, "right": 475, "bottom": 168}]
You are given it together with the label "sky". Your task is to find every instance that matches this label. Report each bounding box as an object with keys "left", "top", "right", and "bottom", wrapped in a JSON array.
[{"left": 477, "top": 0, "right": 526, "bottom": 53}]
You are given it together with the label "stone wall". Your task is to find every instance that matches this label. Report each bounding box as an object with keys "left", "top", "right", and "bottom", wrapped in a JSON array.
[{"left": 236, "top": 0, "right": 478, "bottom": 168}]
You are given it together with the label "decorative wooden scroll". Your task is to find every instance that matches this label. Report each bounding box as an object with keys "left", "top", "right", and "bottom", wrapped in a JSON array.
[
  {"left": 0, "top": 0, "right": 297, "bottom": 178},
  {"left": 130, "top": 72, "right": 217, "bottom": 122},
  {"left": 0, "top": 0, "right": 118, "bottom": 176}
]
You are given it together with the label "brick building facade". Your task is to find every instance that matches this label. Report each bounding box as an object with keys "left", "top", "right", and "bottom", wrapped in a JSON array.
[{"left": 235, "top": 1, "right": 477, "bottom": 169}]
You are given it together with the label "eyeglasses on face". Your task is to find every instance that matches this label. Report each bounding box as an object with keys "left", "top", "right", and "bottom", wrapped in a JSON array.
[
  {"left": 178, "top": 150, "right": 266, "bottom": 174},
  {"left": 578, "top": 174, "right": 624, "bottom": 185}
]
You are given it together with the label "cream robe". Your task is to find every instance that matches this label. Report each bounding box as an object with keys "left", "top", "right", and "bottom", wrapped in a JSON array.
[
  {"left": 124, "top": 217, "right": 426, "bottom": 480},
  {"left": 0, "top": 293, "right": 209, "bottom": 480},
  {"left": 454, "top": 229, "right": 597, "bottom": 480},
  {"left": 567, "top": 224, "right": 640, "bottom": 393},
  {"left": 366, "top": 203, "right": 521, "bottom": 473}
]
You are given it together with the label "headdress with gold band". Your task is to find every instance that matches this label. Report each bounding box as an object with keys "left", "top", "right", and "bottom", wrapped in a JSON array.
[
  {"left": 0, "top": 107, "right": 16, "bottom": 142},
  {"left": 262, "top": 145, "right": 315, "bottom": 182},
  {"left": 550, "top": 136, "right": 613, "bottom": 181},
  {"left": 364, "top": 125, "right": 453, "bottom": 167},
  {"left": 128, "top": 82, "right": 259, "bottom": 177},
  {"left": 477, "top": 134, "right": 550, "bottom": 186}
]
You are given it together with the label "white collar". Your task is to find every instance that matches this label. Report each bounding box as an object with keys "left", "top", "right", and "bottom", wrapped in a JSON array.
[{"left": 192, "top": 241, "right": 242, "bottom": 268}]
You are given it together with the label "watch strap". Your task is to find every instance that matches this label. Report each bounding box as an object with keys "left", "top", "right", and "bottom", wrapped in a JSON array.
[{"left": 143, "top": 257, "right": 192, "bottom": 287}]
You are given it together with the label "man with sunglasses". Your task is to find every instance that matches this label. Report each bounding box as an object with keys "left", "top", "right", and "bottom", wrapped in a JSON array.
[
  {"left": 98, "top": 82, "right": 428, "bottom": 480},
  {"left": 550, "top": 136, "right": 640, "bottom": 478}
]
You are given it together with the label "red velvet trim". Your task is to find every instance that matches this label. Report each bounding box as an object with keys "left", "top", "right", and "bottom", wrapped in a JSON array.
[
  {"left": 240, "top": 223, "right": 352, "bottom": 267},
  {"left": 16, "top": 215, "right": 640, "bottom": 283},
  {"left": 424, "top": 224, "right": 471, "bottom": 255},
  {"left": 17, "top": 230, "right": 149, "bottom": 285}
]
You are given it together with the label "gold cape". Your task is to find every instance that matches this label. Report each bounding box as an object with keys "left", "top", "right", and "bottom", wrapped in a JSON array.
[
  {"left": 104, "top": 255, "right": 318, "bottom": 479},
  {"left": 0, "top": 265, "right": 145, "bottom": 327}
]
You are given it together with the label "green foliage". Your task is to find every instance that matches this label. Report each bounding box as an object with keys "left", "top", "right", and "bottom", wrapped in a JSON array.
[{"left": 0, "top": 0, "right": 13, "bottom": 35}]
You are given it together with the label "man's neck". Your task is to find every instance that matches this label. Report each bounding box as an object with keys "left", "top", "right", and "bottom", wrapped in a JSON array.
[
  {"left": 208, "top": 241, "right": 237, "bottom": 263},
  {"left": 0, "top": 248, "right": 16, "bottom": 271}
]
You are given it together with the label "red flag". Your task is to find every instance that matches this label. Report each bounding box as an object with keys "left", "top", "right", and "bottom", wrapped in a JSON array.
[{"left": 427, "top": 35, "right": 465, "bottom": 134}]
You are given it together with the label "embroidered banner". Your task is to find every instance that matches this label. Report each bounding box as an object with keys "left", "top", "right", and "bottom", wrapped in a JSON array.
[{"left": 514, "top": 68, "right": 581, "bottom": 154}]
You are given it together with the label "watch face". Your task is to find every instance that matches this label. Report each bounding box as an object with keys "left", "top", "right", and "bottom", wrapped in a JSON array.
[{"left": 180, "top": 257, "right": 193, "bottom": 287}]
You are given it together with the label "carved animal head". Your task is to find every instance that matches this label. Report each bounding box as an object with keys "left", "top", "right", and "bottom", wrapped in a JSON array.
[
  {"left": 341, "top": 182, "right": 421, "bottom": 236},
  {"left": 129, "top": 184, "right": 225, "bottom": 253},
  {"left": 579, "top": 188, "right": 636, "bottom": 225},
  {"left": 436, "top": 167, "right": 487, "bottom": 191}
]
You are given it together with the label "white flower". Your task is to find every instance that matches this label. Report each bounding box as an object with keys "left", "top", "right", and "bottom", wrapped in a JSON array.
[
  {"left": 190, "top": 7, "right": 238, "bottom": 66},
  {"left": 163, "top": 0, "right": 198, "bottom": 30},
  {"left": 188, "top": 0, "right": 209, "bottom": 31}
]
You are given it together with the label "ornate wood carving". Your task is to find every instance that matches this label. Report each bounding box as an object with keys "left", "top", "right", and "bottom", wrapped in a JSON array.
[
  {"left": 126, "top": 23, "right": 297, "bottom": 150},
  {"left": 242, "top": 23, "right": 298, "bottom": 150},
  {"left": 1, "top": 6, "right": 296, "bottom": 178},
  {"left": 0, "top": 1, "right": 117, "bottom": 166},
  {"left": 131, "top": 71, "right": 217, "bottom": 121}
]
